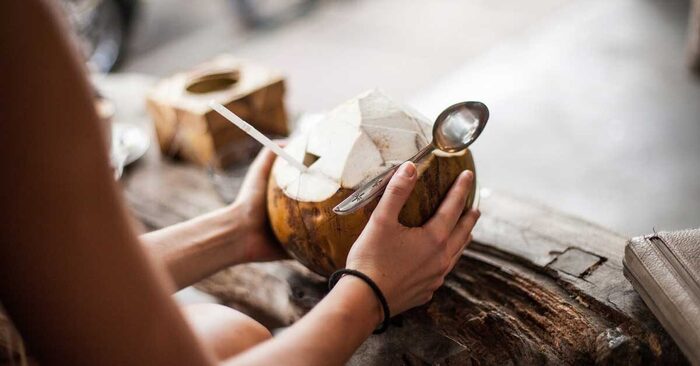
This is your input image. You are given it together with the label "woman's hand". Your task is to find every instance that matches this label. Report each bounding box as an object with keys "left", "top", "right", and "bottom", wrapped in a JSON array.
[
  {"left": 232, "top": 147, "right": 289, "bottom": 262},
  {"left": 141, "top": 146, "right": 287, "bottom": 289},
  {"left": 345, "top": 162, "right": 479, "bottom": 315}
]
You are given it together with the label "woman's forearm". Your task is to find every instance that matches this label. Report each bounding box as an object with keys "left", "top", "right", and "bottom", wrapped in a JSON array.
[
  {"left": 141, "top": 204, "right": 250, "bottom": 290},
  {"left": 223, "top": 276, "right": 382, "bottom": 366}
]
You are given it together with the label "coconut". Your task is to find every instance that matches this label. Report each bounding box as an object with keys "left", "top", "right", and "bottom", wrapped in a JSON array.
[{"left": 267, "top": 90, "right": 476, "bottom": 277}]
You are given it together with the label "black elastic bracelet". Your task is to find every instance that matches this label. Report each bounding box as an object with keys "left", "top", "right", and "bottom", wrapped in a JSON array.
[{"left": 328, "top": 269, "right": 391, "bottom": 334}]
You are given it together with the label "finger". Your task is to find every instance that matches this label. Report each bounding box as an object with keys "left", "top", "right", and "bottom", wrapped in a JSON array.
[
  {"left": 446, "top": 209, "right": 480, "bottom": 256},
  {"left": 426, "top": 170, "right": 474, "bottom": 236},
  {"left": 272, "top": 139, "right": 288, "bottom": 148},
  {"left": 258, "top": 236, "right": 292, "bottom": 261},
  {"left": 240, "top": 148, "right": 276, "bottom": 193},
  {"left": 444, "top": 234, "right": 471, "bottom": 277},
  {"left": 251, "top": 147, "right": 277, "bottom": 172},
  {"left": 372, "top": 162, "right": 417, "bottom": 223}
]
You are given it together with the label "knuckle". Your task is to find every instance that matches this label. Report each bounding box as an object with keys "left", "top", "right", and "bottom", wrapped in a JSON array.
[
  {"left": 435, "top": 212, "right": 453, "bottom": 225},
  {"left": 385, "top": 183, "right": 408, "bottom": 197},
  {"left": 430, "top": 229, "right": 448, "bottom": 246},
  {"left": 371, "top": 212, "right": 391, "bottom": 225}
]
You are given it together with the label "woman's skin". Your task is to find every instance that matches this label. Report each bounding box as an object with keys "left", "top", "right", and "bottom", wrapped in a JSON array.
[{"left": 0, "top": 1, "right": 480, "bottom": 365}]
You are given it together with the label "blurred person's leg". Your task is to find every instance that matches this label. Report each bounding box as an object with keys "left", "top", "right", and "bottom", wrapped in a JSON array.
[{"left": 183, "top": 304, "right": 272, "bottom": 360}]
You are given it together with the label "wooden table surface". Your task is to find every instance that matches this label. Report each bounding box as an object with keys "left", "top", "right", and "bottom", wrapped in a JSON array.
[{"left": 104, "top": 75, "right": 687, "bottom": 365}]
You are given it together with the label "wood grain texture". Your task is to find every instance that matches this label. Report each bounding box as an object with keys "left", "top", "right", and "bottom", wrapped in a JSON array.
[
  {"left": 146, "top": 55, "right": 289, "bottom": 167},
  {"left": 119, "top": 149, "right": 686, "bottom": 364},
  {"left": 108, "top": 75, "right": 686, "bottom": 364}
]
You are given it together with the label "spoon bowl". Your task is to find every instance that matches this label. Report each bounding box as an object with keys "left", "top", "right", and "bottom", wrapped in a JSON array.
[{"left": 433, "top": 101, "right": 489, "bottom": 153}]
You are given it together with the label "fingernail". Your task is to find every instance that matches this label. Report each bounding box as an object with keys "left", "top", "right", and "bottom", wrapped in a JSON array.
[
  {"left": 398, "top": 162, "right": 416, "bottom": 178},
  {"left": 461, "top": 170, "right": 474, "bottom": 182}
]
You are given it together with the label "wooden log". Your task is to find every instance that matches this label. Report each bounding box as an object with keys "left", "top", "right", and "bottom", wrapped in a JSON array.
[
  {"left": 195, "top": 191, "right": 687, "bottom": 365},
  {"left": 146, "top": 55, "right": 289, "bottom": 167},
  {"left": 195, "top": 261, "right": 326, "bottom": 329},
  {"left": 112, "top": 123, "right": 687, "bottom": 364},
  {"left": 107, "top": 74, "right": 687, "bottom": 364}
]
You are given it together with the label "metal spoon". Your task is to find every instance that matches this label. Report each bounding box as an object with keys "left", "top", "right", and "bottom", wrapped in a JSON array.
[{"left": 333, "top": 101, "right": 489, "bottom": 215}]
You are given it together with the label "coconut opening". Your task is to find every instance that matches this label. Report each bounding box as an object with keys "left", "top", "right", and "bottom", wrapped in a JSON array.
[
  {"left": 303, "top": 152, "right": 320, "bottom": 168},
  {"left": 272, "top": 89, "right": 434, "bottom": 203},
  {"left": 186, "top": 70, "right": 240, "bottom": 94}
]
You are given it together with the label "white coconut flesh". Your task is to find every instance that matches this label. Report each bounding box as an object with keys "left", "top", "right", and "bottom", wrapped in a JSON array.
[{"left": 272, "top": 90, "right": 443, "bottom": 203}]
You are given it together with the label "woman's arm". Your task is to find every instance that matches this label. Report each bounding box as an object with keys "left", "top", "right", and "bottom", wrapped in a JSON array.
[
  {"left": 141, "top": 205, "right": 251, "bottom": 290},
  {"left": 225, "top": 276, "right": 382, "bottom": 365},
  {"left": 223, "top": 163, "right": 479, "bottom": 366},
  {"left": 141, "top": 148, "right": 287, "bottom": 290},
  {"left": 0, "top": 1, "right": 215, "bottom": 364}
]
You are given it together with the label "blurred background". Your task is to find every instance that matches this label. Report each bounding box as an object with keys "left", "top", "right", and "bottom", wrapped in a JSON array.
[{"left": 67, "top": 0, "right": 700, "bottom": 237}]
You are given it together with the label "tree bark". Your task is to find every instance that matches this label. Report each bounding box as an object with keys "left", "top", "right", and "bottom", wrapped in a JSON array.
[
  {"left": 194, "top": 191, "right": 687, "bottom": 365},
  {"left": 113, "top": 74, "right": 688, "bottom": 364},
  {"left": 110, "top": 106, "right": 686, "bottom": 363}
]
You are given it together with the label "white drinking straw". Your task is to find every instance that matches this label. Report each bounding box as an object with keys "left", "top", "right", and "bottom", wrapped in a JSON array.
[{"left": 209, "top": 101, "right": 308, "bottom": 172}]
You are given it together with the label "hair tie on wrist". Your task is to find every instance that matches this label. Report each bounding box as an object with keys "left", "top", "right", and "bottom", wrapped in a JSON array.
[{"left": 328, "top": 269, "right": 390, "bottom": 334}]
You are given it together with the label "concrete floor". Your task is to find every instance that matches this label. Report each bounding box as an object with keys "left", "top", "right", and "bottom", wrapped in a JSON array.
[{"left": 121, "top": 0, "right": 700, "bottom": 237}]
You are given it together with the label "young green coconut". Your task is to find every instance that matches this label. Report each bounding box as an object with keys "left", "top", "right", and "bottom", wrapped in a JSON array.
[{"left": 267, "top": 90, "right": 477, "bottom": 277}]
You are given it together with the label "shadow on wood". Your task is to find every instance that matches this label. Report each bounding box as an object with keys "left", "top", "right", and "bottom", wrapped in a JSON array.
[{"left": 196, "top": 192, "right": 687, "bottom": 365}]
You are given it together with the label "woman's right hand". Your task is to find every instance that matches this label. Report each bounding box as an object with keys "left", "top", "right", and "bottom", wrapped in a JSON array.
[{"left": 344, "top": 161, "right": 480, "bottom": 316}]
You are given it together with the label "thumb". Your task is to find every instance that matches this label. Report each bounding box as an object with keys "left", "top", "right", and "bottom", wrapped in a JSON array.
[
  {"left": 373, "top": 162, "right": 417, "bottom": 222},
  {"left": 239, "top": 148, "right": 276, "bottom": 195}
]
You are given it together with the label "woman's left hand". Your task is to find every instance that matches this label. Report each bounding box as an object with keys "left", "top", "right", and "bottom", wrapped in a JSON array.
[{"left": 232, "top": 146, "right": 290, "bottom": 262}]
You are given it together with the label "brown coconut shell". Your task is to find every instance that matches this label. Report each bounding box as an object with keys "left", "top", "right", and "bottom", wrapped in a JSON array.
[{"left": 267, "top": 150, "right": 477, "bottom": 277}]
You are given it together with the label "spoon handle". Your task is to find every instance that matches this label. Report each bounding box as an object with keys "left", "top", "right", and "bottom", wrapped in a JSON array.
[
  {"left": 409, "top": 144, "right": 435, "bottom": 164},
  {"left": 333, "top": 164, "right": 400, "bottom": 215},
  {"left": 333, "top": 144, "right": 435, "bottom": 215}
]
